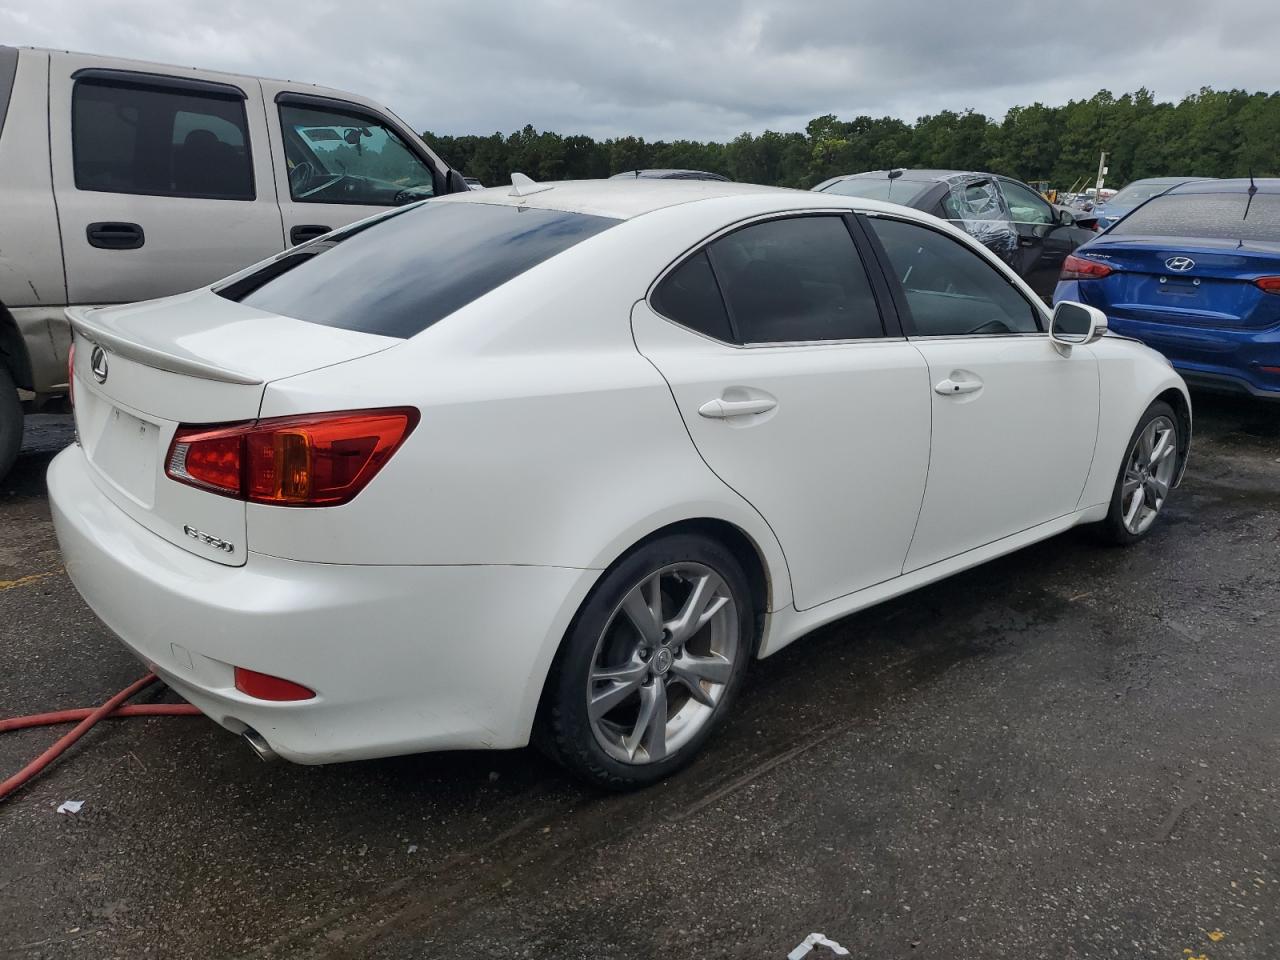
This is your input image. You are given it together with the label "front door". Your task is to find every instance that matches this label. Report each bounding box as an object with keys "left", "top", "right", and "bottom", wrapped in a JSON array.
[
  {"left": 632, "top": 214, "right": 932, "bottom": 611},
  {"left": 48, "top": 52, "right": 285, "bottom": 305},
  {"left": 863, "top": 214, "right": 1100, "bottom": 572},
  {"left": 998, "top": 177, "right": 1078, "bottom": 298},
  {"left": 260, "top": 84, "right": 445, "bottom": 247}
]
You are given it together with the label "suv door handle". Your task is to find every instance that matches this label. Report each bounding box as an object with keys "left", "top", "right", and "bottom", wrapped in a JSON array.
[
  {"left": 934, "top": 376, "right": 983, "bottom": 396},
  {"left": 290, "top": 224, "right": 332, "bottom": 246},
  {"left": 698, "top": 396, "right": 778, "bottom": 419},
  {"left": 86, "top": 222, "right": 144, "bottom": 250}
]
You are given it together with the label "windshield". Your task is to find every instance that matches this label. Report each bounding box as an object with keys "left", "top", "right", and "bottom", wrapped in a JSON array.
[
  {"left": 1110, "top": 192, "right": 1280, "bottom": 243},
  {"left": 819, "top": 177, "right": 931, "bottom": 205},
  {"left": 219, "top": 201, "right": 619, "bottom": 338}
]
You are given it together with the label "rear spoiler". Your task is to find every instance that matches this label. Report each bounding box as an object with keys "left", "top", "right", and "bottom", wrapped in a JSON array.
[{"left": 66, "top": 306, "right": 264, "bottom": 385}]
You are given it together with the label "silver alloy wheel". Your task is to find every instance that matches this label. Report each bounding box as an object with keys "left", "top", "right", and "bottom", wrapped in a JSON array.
[
  {"left": 1121, "top": 414, "right": 1178, "bottom": 535},
  {"left": 587, "top": 562, "right": 740, "bottom": 765}
]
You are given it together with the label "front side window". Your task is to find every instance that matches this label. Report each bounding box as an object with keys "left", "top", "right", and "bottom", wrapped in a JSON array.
[
  {"left": 219, "top": 201, "right": 617, "bottom": 338},
  {"left": 279, "top": 103, "right": 435, "bottom": 206},
  {"left": 705, "top": 216, "right": 883, "bottom": 343},
  {"left": 867, "top": 216, "right": 1040, "bottom": 337},
  {"left": 999, "top": 179, "right": 1055, "bottom": 225},
  {"left": 72, "top": 79, "right": 253, "bottom": 200}
]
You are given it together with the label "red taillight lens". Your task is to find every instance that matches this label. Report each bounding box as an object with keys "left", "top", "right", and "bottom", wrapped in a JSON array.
[
  {"left": 1254, "top": 276, "right": 1280, "bottom": 295},
  {"left": 234, "top": 666, "right": 315, "bottom": 701},
  {"left": 67, "top": 342, "right": 75, "bottom": 408},
  {"left": 165, "top": 408, "right": 418, "bottom": 506},
  {"left": 1060, "top": 254, "right": 1114, "bottom": 280}
]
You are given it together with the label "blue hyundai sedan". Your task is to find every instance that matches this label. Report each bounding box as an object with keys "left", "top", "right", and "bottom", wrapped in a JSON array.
[{"left": 1054, "top": 178, "right": 1280, "bottom": 399}]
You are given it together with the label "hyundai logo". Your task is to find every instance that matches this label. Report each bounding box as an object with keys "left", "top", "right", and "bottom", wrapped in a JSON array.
[
  {"left": 1165, "top": 256, "right": 1196, "bottom": 273},
  {"left": 89, "top": 344, "right": 109, "bottom": 384}
]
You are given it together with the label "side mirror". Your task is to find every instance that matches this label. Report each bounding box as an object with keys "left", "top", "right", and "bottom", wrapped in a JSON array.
[
  {"left": 1050, "top": 300, "right": 1107, "bottom": 355},
  {"left": 1058, "top": 209, "right": 1075, "bottom": 226}
]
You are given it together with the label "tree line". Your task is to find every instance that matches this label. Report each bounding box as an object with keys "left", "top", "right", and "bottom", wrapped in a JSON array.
[{"left": 424, "top": 87, "right": 1280, "bottom": 191}]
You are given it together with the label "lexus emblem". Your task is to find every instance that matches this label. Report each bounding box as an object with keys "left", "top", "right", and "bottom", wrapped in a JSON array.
[
  {"left": 90, "top": 344, "right": 108, "bottom": 384},
  {"left": 1165, "top": 256, "right": 1196, "bottom": 273}
]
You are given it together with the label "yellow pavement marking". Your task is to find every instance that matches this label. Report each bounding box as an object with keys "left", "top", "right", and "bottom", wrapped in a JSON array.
[{"left": 0, "top": 571, "right": 61, "bottom": 591}]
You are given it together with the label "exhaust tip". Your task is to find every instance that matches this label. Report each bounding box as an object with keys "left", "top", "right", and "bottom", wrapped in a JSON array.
[{"left": 242, "top": 727, "right": 279, "bottom": 763}]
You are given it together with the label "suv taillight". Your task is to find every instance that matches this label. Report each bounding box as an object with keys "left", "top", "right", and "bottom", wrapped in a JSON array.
[
  {"left": 1060, "top": 254, "right": 1113, "bottom": 280},
  {"left": 165, "top": 408, "right": 418, "bottom": 506}
]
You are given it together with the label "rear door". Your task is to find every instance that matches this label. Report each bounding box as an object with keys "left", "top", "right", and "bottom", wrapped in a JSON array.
[
  {"left": 48, "top": 52, "right": 285, "bottom": 305},
  {"left": 998, "top": 177, "right": 1078, "bottom": 297},
  {"left": 863, "top": 214, "right": 1099, "bottom": 571},
  {"left": 260, "top": 84, "right": 448, "bottom": 247},
  {"left": 632, "top": 213, "right": 932, "bottom": 611}
]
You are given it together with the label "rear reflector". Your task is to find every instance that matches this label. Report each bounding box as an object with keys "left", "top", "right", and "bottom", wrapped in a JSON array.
[
  {"left": 234, "top": 667, "right": 315, "bottom": 702},
  {"left": 1060, "top": 254, "right": 1113, "bottom": 280},
  {"left": 1254, "top": 276, "right": 1280, "bottom": 295},
  {"left": 166, "top": 407, "right": 419, "bottom": 506},
  {"left": 67, "top": 342, "right": 76, "bottom": 408}
]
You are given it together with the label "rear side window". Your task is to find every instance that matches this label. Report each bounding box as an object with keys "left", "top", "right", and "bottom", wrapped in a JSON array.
[
  {"left": 1111, "top": 193, "right": 1280, "bottom": 243},
  {"left": 221, "top": 201, "right": 618, "bottom": 338},
  {"left": 650, "top": 251, "right": 734, "bottom": 342},
  {"left": 707, "top": 216, "right": 883, "bottom": 343},
  {"left": 72, "top": 79, "right": 253, "bottom": 200}
]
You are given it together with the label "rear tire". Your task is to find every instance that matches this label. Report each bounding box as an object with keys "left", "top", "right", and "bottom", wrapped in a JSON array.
[
  {"left": 1097, "top": 400, "right": 1179, "bottom": 546},
  {"left": 537, "top": 533, "right": 753, "bottom": 790},
  {"left": 0, "top": 365, "right": 22, "bottom": 482}
]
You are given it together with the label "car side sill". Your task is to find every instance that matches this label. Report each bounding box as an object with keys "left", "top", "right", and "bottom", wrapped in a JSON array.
[{"left": 758, "top": 508, "right": 1097, "bottom": 658}]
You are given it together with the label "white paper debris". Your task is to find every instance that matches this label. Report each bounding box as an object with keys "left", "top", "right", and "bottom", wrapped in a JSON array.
[
  {"left": 407, "top": 844, "right": 418, "bottom": 854},
  {"left": 56, "top": 800, "right": 85, "bottom": 814},
  {"left": 788, "top": 933, "right": 850, "bottom": 959}
]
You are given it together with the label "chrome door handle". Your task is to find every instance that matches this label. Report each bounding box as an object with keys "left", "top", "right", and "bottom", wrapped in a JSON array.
[
  {"left": 934, "top": 377, "right": 983, "bottom": 396},
  {"left": 698, "top": 397, "right": 778, "bottom": 419}
]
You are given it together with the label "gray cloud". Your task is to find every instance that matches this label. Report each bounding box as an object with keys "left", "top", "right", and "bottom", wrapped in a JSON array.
[{"left": 2, "top": 0, "right": 1275, "bottom": 140}]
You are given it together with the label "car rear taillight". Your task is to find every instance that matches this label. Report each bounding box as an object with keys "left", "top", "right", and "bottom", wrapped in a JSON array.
[
  {"left": 67, "top": 342, "right": 75, "bottom": 408},
  {"left": 234, "top": 666, "right": 315, "bottom": 701},
  {"left": 165, "top": 408, "right": 418, "bottom": 506},
  {"left": 1254, "top": 276, "right": 1280, "bottom": 295},
  {"left": 1060, "top": 254, "right": 1114, "bottom": 280}
]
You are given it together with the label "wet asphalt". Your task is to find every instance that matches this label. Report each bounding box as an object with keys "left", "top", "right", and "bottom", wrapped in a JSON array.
[{"left": 0, "top": 396, "right": 1277, "bottom": 960}]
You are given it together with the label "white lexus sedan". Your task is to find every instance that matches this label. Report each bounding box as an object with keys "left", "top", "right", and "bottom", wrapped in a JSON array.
[{"left": 49, "top": 179, "right": 1190, "bottom": 789}]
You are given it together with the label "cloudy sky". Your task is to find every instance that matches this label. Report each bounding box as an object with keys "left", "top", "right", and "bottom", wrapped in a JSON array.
[{"left": 2, "top": 0, "right": 1275, "bottom": 141}]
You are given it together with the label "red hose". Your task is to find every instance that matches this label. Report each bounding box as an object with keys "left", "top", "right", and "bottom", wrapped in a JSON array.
[{"left": 0, "top": 673, "right": 203, "bottom": 801}]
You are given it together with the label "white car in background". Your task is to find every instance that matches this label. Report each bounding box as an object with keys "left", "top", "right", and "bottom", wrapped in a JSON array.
[{"left": 49, "top": 179, "right": 1190, "bottom": 789}]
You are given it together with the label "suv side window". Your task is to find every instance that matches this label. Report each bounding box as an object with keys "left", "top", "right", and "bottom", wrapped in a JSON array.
[
  {"left": 72, "top": 79, "right": 254, "bottom": 200},
  {"left": 705, "top": 215, "right": 883, "bottom": 344},
  {"left": 867, "top": 216, "right": 1041, "bottom": 336},
  {"left": 1000, "top": 178, "right": 1055, "bottom": 225},
  {"left": 278, "top": 102, "right": 435, "bottom": 206}
]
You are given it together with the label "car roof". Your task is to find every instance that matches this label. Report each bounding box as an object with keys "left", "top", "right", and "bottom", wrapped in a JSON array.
[
  {"left": 831, "top": 169, "right": 985, "bottom": 183},
  {"left": 1124, "top": 176, "right": 1210, "bottom": 186},
  {"left": 609, "top": 169, "right": 729, "bottom": 181},
  {"left": 1166, "top": 178, "right": 1280, "bottom": 195},
  {"left": 433, "top": 178, "right": 804, "bottom": 220}
]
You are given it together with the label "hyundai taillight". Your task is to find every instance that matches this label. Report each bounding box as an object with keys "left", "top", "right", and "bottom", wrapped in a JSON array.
[
  {"left": 165, "top": 408, "right": 419, "bottom": 506},
  {"left": 1254, "top": 276, "right": 1280, "bottom": 295},
  {"left": 1060, "top": 254, "right": 1114, "bottom": 280}
]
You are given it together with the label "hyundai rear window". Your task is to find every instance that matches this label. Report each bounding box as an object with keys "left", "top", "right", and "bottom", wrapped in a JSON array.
[
  {"left": 219, "top": 202, "right": 618, "bottom": 338},
  {"left": 1111, "top": 193, "right": 1280, "bottom": 243}
]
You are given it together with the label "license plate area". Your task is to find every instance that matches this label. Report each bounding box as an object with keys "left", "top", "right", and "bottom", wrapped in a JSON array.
[
  {"left": 89, "top": 406, "right": 160, "bottom": 507},
  {"left": 1158, "top": 277, "right": 1200, "bottom": 298}
]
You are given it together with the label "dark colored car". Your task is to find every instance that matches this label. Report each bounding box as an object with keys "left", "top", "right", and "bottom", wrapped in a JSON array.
[
  {"left": 1054, "top": 178, "right": 1280, "bottom": 400},
  {"left": 813, "top": 169, "right": 1098, "bottom": 298},
  {"left": 610, "top": 169, "right": 730, "bottom": 182}
]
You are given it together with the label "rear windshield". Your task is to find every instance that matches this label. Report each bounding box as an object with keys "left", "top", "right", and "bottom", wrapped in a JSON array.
[
  {"left": 1111, "top": 192, "right": 1280, "bottom": 243},
  {"left": 818, "top": 177, "right": 930, "bottom": 205},
  {"left": 1106, "top": 181, "right": 1181, "bottom": 207},
  {"left": 220, "top": 201, "right": 618, "bottom": 338}
]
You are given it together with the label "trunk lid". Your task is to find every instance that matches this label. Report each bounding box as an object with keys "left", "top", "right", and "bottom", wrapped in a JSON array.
[
  {"left": 68, "top": 289, "right": 399, "bottom": 566},
  {"left": 1076, "top": 236, "right": 1280, "bottom": 332}
]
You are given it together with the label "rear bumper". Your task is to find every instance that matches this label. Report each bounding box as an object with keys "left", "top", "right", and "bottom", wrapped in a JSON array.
[
  {"left": 47, "top": 445, "right": 596, "bottom": 763},
  {"left": 1055, "top": 279, "right": 1280, "bottom": 398}
]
